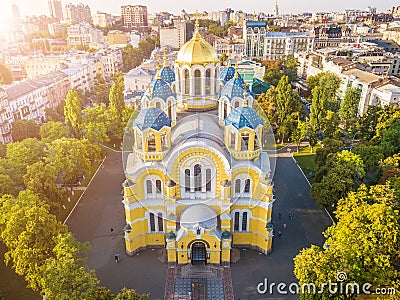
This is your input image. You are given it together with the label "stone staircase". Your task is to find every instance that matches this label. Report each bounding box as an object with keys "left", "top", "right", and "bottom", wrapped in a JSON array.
[{"left": 180, "top": 264, "right": 219, "bottom": 279}]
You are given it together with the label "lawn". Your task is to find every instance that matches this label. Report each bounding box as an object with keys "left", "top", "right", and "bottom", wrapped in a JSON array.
[
  {"left": 0, "top": 244, "right": 40, "bottom": 300},
  {"left": 293, "top": 144, "right": 321, "bottom": 183}
]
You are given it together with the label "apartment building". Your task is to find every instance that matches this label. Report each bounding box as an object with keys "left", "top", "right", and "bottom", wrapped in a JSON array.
[
  {"left": 160, "top": 21, "right": 194, "bottom": 49},
  {"left": 64, "top": 3, "right": 92, "bottom": 25},
  {"left": 121, "top": 5, "right": 148, "bottom": 30},
  {"left": 67, "top": 24, "right": 104, "bottom": 47}
]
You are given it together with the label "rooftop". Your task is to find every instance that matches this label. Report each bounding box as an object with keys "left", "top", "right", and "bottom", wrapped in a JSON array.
[{"left": 342, "top": 69, "right": 381, "bottom": 84}]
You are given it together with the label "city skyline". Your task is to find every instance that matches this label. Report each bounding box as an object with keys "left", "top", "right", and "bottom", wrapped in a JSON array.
[{"left": 0, "top": 0, "right": 396, "bottom": 19}]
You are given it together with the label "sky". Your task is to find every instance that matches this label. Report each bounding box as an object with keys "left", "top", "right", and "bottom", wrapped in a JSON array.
[{"left": 0, "top": 0, "right": 397, "bottom": 19}]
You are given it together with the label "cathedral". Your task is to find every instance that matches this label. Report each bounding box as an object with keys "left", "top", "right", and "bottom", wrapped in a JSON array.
[{"left": 122, "top": 16, "right": 274, "bottom": 265}]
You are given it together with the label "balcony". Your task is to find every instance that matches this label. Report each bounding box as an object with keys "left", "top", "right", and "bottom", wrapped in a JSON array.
[
  {"left": 228, "top": 148, "right": 261, "bottom": 160},
  {"left": 133, "top": 149, "right": 168, "bottom": 161}
]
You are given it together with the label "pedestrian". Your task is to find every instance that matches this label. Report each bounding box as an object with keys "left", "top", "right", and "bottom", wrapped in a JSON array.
[
  {"left": 289, "top": 213, "right": 293, "bottom": 220},
  {"left": 111, "top": 228, "right": 114, "bottom": 233},
  {"left": 114, "top": 254, "right": 118, "bottom": 263},
  {"left": 116, "top": 253, "right": 120, "bottom": 262},
  {"left": 283, "top": 223, "right": 287, "bottom": 229},
  {"left": 278, "top": 231, "right": 282, "bottom": 238},
  {"left": 278, "top": 213, "right": 281, "bottom": 219}
]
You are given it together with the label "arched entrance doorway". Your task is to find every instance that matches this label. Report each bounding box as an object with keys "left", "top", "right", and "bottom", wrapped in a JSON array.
[{"left": 191, "top": 242, "right": 207, "bottom": 265}]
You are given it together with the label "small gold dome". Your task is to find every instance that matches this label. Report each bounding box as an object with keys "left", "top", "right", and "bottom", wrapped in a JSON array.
[{"left": 175, "top": 14, "right": 219, "bottom": 66}]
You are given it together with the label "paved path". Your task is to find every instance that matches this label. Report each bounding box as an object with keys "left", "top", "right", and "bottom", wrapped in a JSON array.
[
  {"left": 230, "top": 150, "right": 332, "bottom": 299},
  {"left": 66, "top": 150, "right": 166, "bottom": 299}
]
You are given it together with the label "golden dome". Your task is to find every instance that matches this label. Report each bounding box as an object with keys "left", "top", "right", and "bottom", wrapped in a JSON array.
[{"left": 175, "top": 13, "right": 219, "bottom": 66}]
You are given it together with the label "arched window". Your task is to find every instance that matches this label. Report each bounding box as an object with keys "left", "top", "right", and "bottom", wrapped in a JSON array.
[
  {"left": 235, "top": 179, "right": 241, "bottom": 194},
  {"left": 158, "top": 213, "right": 163, "bottom": 231},
  {"left": 185, "top": 169, "right": 191, "bottom": 192},
  {"left": 155, "top": 101, "right": 162, "bottom": 109},
  {"left": 234, "top": 101, "right": 240, "bottom": 108},
  {"left": 156, "top": 180, "right": 162, "bottom": 194},
  {"left": 206, "top": 169, "right": 211, "bottom": 192},
  {"left": 244, "top": 179, "right": 251, "bottom": 193},
  {"left": 194, "top": 69, "right": 201, "bottom": 96},
  {"left": 147, "top": 134, "right": 156, "bottom": 152},
  {"left": 234, "top": 212, "right": 240, "bottom": 231},
  {"left": 184, "top": 69, "right": 190, "bottom": 95},
  {"left": 205, "top": 69, "right": 211, "bottom": 94},
  {"left": 149, "top": 213, "right": 156, "bottom": 232},
  {"left": 242, "top": 212, "right": 248, "bottom": 231},
  {"left": 230, "top": 131, "right": 235, "bottom": 148},
  {"left": 146, "top": 180, "right": 152, "bottom": 195},
  {"left": 194, "top": 164, "right": 202, "bottom": 192},
  {"left": 168, "top": 102, "right": 172, "bottom": 119},
  {"left": 223, "top": 102, "right": 228, "bottom": 119},
  {"left": 145, "top": 178, "right": 163, "bottom": 198},
  {"left": 241, "top": 132, "right": 249, "bottom": 150}
]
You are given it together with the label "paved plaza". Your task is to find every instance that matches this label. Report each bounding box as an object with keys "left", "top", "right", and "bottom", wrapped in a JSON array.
[{"left": 67, "top": 145, "right": 332, "bottom": 300}]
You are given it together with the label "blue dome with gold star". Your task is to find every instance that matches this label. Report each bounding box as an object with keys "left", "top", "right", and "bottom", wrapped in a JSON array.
[
  {"left": 158, "top": 66, "right": 175, "bottom": 83},
  {"left": 219, "top": 74, "right": 253, "bottom": 100},
  {"left": 224, "top": 106, "right": 263, "bottom": 129},
  {"left": 219, "top": 66, "right": 236, "bottom": 83},
  {"left": 132, "top": 107, "right": 171, "bottom": 131},
  {"left": 146, "top": 77, "right": 175, "bottom": 102}
]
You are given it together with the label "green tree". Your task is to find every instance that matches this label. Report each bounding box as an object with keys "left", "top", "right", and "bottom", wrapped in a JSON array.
[
  {"left": 315, "top": 138, "right": 343, "bottom": 167},
  {"left": 0, "top": 190, "right": 67, "bottom": 291},
  {"left": 275, "top": 75, "right": 301, "bottom": 142},
  {"left": 312, "top": 150, "right": 365, "bottom": 207},
  {"left": 93, "top": 74, "right": 111, "bottom": 104},
  {"left": 352, "top": 145, "right": 384, "bottom": 174},
  {"left": 64, "top": 90, "right": 83, "bottom": 139},
  {"left": 307, "top": 72, "right": 341, "bottom": 111},
  {"left": 45, "top": 100, "right": 66, "bottom": 122},
  {"left": 292, "top": 119, "right": 308, "bottom": 152},
  {"left": 339, "top": 87, "right": 361, "bottom": 125},
  {"left": 83, "top": 103, "right": 110, "bottom": 144},
  {"left": 6, "top": 138, "right": 44, "bottom": 187},
  {"left": 40, "top": 121, "right": 68, "bottom": 142},
  {"left": 295, "top": 185, "right": 400, "bottom": 299},
  {"left": 0, "top": 174, "right": 14, "bottom": 196},
  {"left": 40, "top": 232, "right": 100, "bottom": 299},
  {"left": 109, "top": 72, "right": 125, "bottom": 115},
  {"left": 45, "top": 138, "right": 90, "bottom": 187},
  {"left": 309, "top": 86, "right": 326, "bottom": 132},
  {"left": 256, "top": 87, "right": 278, "bottom": 125},
  {"left": 380, "top": 119, "right": 400, "bottom": 157},
  {"left": 11, "top": 119, "right": 40, "bottom": 142},
  {"left": 0, "top": 63, "right": 12, "bottom": 84},
  {"left": 263, "top": 67, "right": 282, "bottom": 86},
  {"left": 320, "top": 110, "right": 341, "bottom": 139},
  {"left": 114, "top": 287, "right": 149, "bottom": 300},
  {"left": 281, "top": 55, "right": 299, "bottom": 83},
  {"left": 268, "top": 26, "right": 281, "bottom": 32},
  {"left": 23, "top": 161, "right": 62, "bottom": 212}
]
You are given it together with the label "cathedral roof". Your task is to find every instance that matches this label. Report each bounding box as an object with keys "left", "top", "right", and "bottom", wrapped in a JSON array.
[
  {"left": 132, "top": 107, "right": 171, "bottom": 131},
  {"left": 158, "top": 66, "right": 175, "bottom": 83},
  {"left": 180, "top": 204, "right": 218, "bottom": 230},
  {"left": 219, "top": 74, "right": 253, "bottom": 100},
  {"left": 175, "top": 15, "right": 219, "bottom": 66},
  {"left": 219, "top": 66, "right": 236, "bottom": 82},
  {"left": 224, "top": 106, "right": 263, "bottom": 130},
  {"left": 145, "top": 76, "right": 175, "bottom": 102}
]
